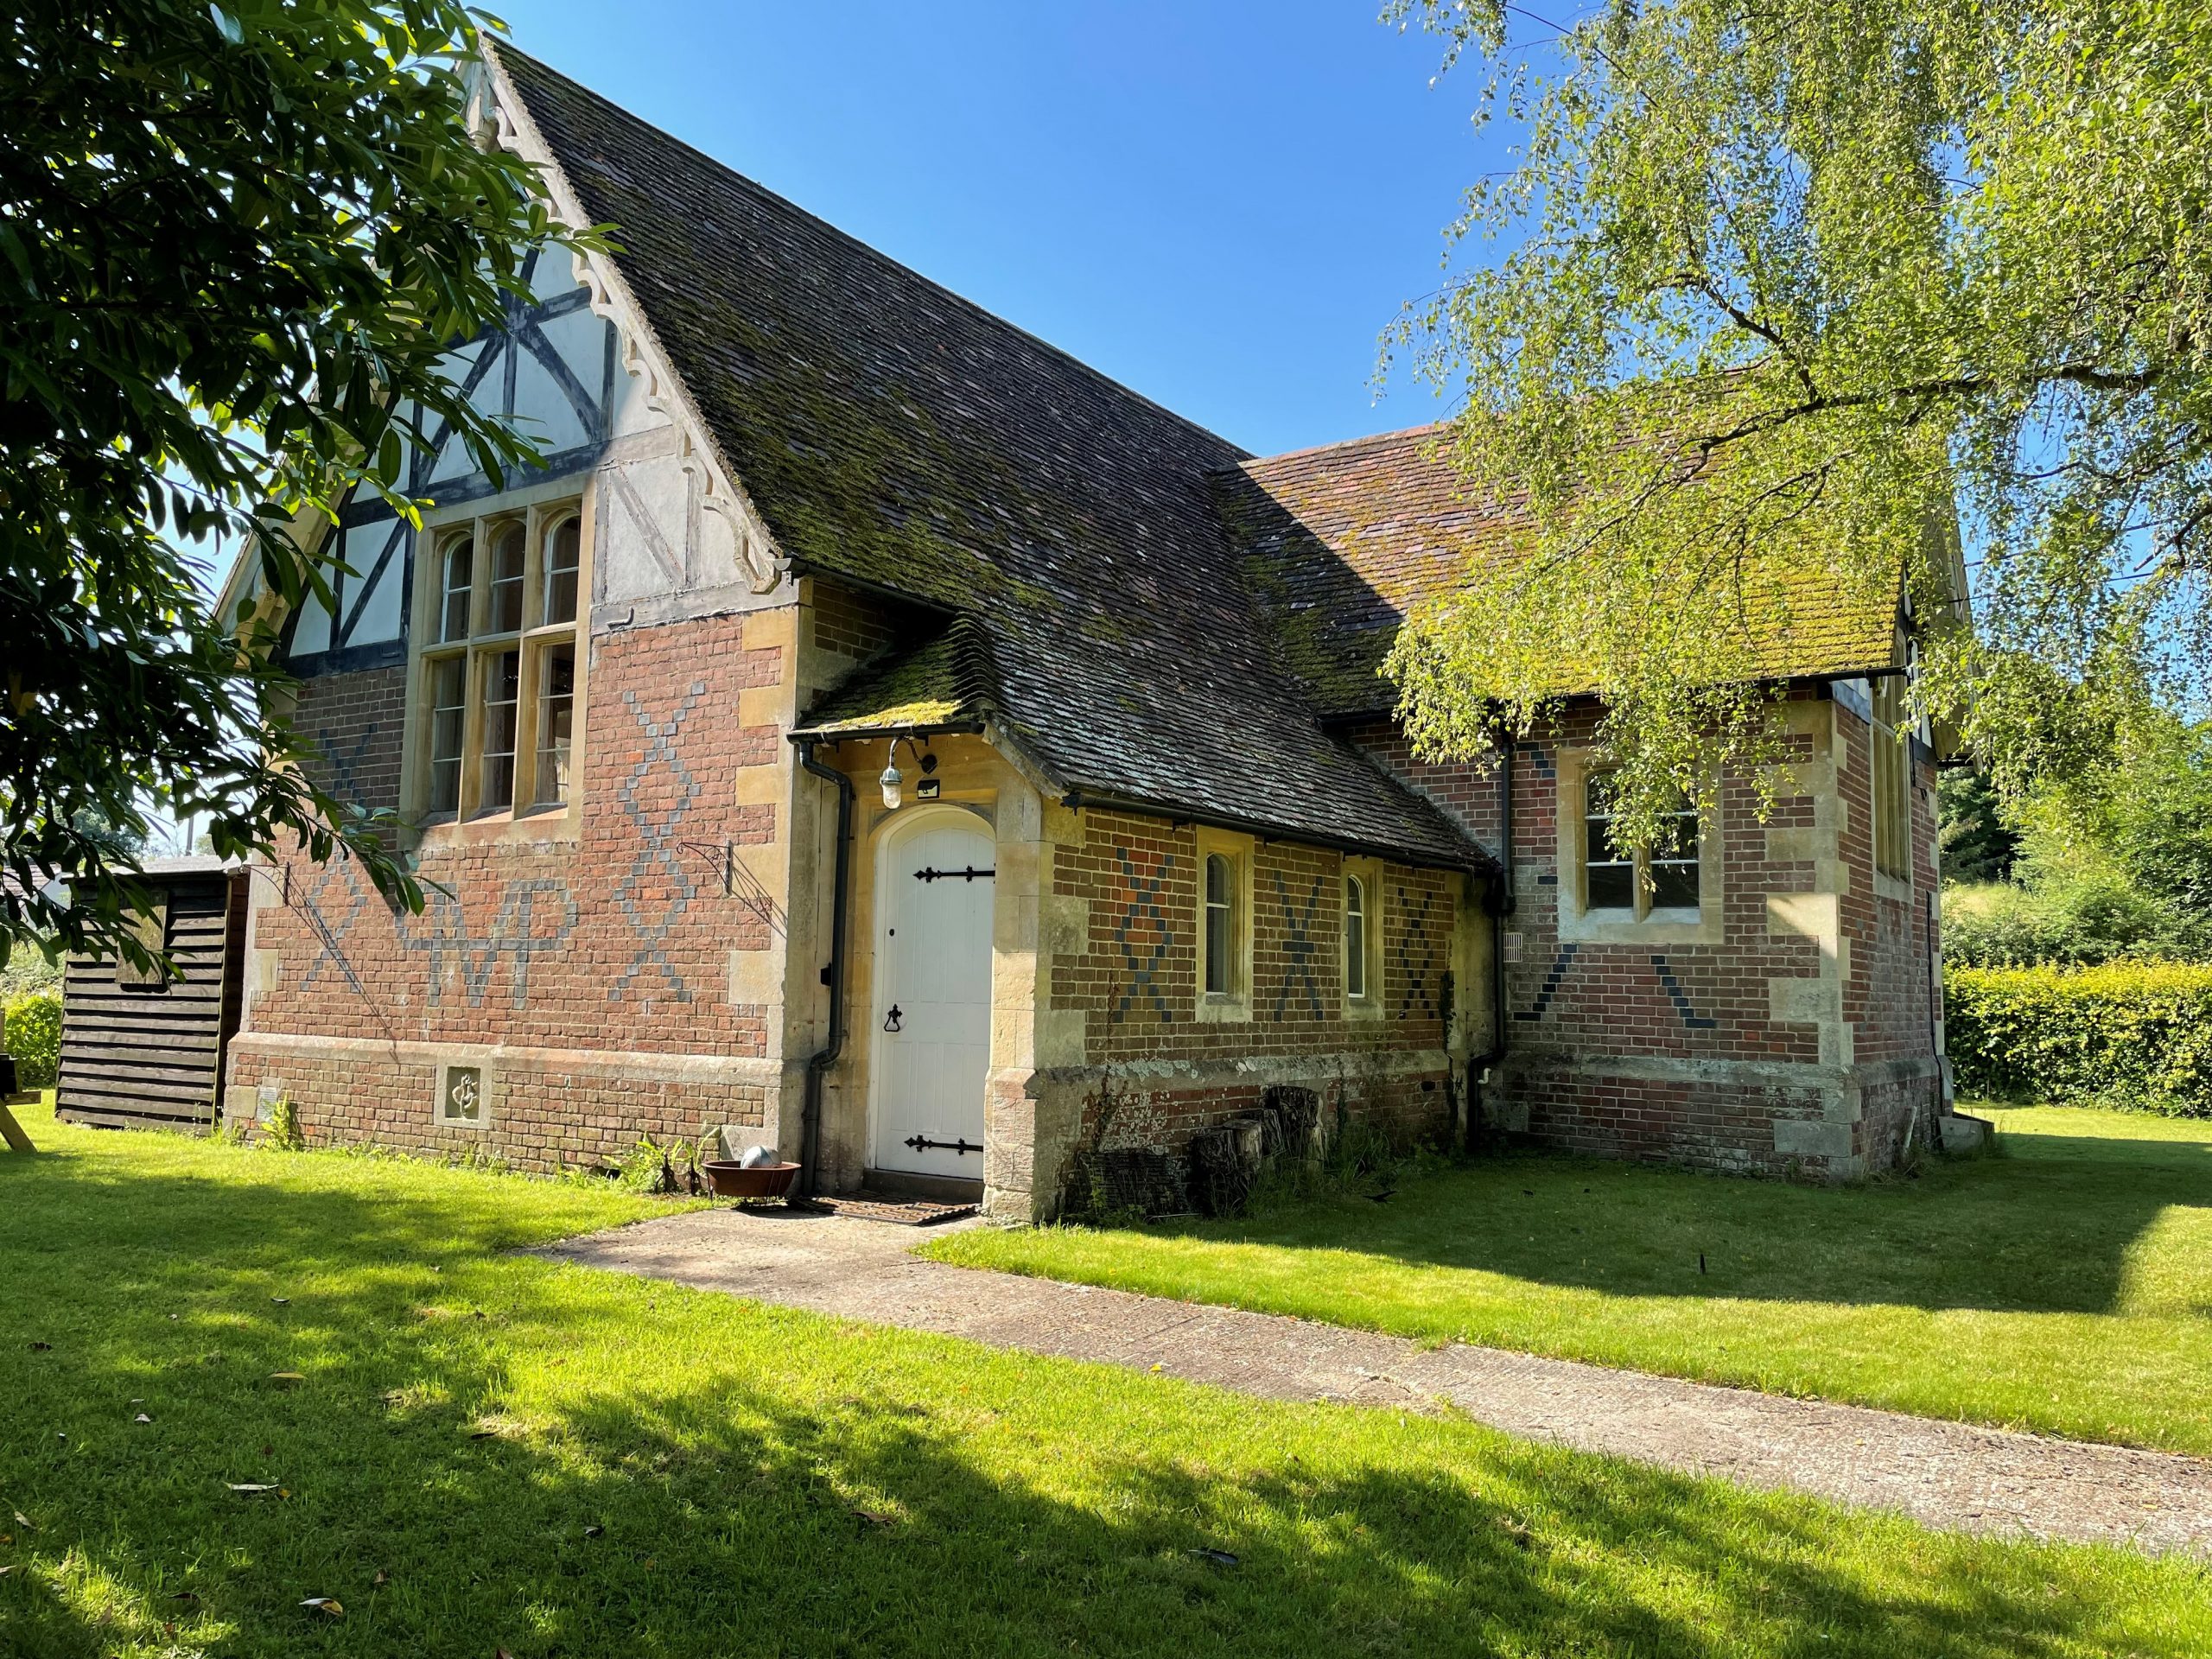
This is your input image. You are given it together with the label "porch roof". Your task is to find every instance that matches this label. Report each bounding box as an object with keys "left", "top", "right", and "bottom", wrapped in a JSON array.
[{"left": 791, "top": 618, "right": 995, "bottom": 740}]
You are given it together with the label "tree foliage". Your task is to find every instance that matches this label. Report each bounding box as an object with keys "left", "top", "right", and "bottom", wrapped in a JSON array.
[
  {"left": 1936, "top": 768, "right": 2018, "bottom": 884},
  {"left": 1, "top": 1, "right": 586, "bottom": 971},
  {"left": 1381, "top": 0, "right": 2212, "bottom": 852},
  {"left": 1944, "top": 709, "right": 2212, "bottom": 963}
]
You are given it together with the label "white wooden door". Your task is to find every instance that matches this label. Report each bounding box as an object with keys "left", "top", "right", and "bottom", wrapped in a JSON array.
[{"left": 873, "top": 816, "right": 994, "bottom": 1179}]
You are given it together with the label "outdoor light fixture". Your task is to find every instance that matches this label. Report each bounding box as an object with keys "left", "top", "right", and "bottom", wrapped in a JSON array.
[{"left": 880, "top": 737, "right": 938, "bottom": 811}]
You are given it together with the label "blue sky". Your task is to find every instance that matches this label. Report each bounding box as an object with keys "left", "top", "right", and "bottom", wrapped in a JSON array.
[{"left": 496, "top": 1, "right": 1509, "bottom": 457}]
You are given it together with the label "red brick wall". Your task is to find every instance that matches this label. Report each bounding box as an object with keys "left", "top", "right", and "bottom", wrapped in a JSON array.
[
  {"left": 1832, "top": 701, "right": 1943, "bottom": 1068},
  {"left": 233, "top": 610, "right": 791, "bottom": 1161},
  {"left": 226, "top": 1046, "right": 768, "bottom": 1175},
  {"left": 808, "top": 582, "right": 912, "bottom": 666},
  {"left": 1050, "top": 810, "right": 1454, "bottom": 1063},
  {"left": 1508, "top": 1070, "right": 1829, "bottom": 1171},
  {"left": 1071, "top": 1071, "right": 1447, "bottom": 1174},
  {"left": 1352, "top": 688, "right": 1943, "bottom": 1177},
  {"left": 296, "top": 666, "right": 410, "bottom": 815},
  {"left": 1044, "top": 809, "right": 1459, "bottom": 1180}
]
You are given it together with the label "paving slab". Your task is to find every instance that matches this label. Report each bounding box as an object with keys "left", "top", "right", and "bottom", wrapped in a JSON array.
[{"left": 537, "top": 1206, "right": 2212, "bottom": 1558}]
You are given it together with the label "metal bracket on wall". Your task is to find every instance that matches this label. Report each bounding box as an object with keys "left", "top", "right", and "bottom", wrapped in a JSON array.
[{"left": 679, "top": 839, "right": 735, "bottom": 895}]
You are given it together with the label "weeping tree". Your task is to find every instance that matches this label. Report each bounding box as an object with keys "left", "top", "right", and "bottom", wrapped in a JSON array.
[
  {"left": 1380, "top": 0, "right": 2211, "bottom": 852},
  {"left": 1, "top": 1, "right": 589, "bottom": 971}
]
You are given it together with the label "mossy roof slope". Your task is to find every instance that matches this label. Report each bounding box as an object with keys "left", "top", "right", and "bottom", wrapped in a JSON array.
[
  {"left": 1219, "top": 427, "right": 1904, "bottom": 719},
  {"left": 499, "top": 48, "right": 1482, "bottom": 868},
  {"left": 793, "top": 619, "right": 998, "bottom": 740}
]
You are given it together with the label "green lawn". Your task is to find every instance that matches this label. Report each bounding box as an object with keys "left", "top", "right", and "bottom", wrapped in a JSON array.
[
  {"left": 2, "top": 1103, "right": 2208, "bottom": 1656},
  {"left": 929, "top": 1106, "right": 2212, "bottom": 1456}
]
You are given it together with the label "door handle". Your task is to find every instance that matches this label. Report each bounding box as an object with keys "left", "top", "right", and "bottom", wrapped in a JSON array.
[{"left": 882, "top": 1004, "right": 903, "bottom": 1033}]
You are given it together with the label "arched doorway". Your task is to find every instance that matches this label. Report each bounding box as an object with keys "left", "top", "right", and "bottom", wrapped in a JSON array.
[{"left": 870, "top": 807, "right": 995, "bottom": 1180}]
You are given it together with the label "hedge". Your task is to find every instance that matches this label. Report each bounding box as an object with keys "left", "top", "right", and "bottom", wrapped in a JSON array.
[
  {"left": 1946, "top": 963, "right": 2212, "bottom": 1116},
  {"left": 3, "top": 989, "right": 62, "bottom": 1090}
]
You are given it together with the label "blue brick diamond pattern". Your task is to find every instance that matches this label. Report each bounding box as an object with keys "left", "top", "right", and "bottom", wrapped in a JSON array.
[
  {"left": 1110, "top": 845, "right": 1174, "bottom": 1023},
  {"left": 1273, "top": 872, "right": 1324, "bottom": 1021},
  {"left": 1394, "top": 884, "right": 1437, "bottom": 1020},
  {"left": 314, "top": 723, "right": 380, "bottom": 805},
  {"left": 1516, "top": 943, "right": 1580, "bottom": 1021},
  {"left": 610, "top": 681, "right": 706, "bottom": 1005},
  {"left": 1651, "top": 954, "right": 1719, "bottom": 1028},
  {"left": 295, "top": 855, "right": 372, "bottom": 995}
]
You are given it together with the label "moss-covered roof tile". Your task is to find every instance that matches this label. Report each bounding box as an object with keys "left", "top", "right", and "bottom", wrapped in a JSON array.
[
  {"left": 1218, "top": 426, "right": 1904, "bottom": 717},
  {"left": 794, "top": 618, "right": 996, "bottom": 739}
]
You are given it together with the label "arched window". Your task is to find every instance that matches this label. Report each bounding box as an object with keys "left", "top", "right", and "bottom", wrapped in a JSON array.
[
  {"left": 1204, "top": 853, "right": 1234, "bottom": 996},
  {"left": 413, "top": 504, "right": 584, "bottom": 822},
  {"left": 427, "top": 532, "right": 474, "bottom": 813},
  {"left": 542, "top": 514, "right": 580, "bottom": 626},
  {"left": 1344, "top": 875, "right": 1367, "bottom": 999},
  {"left": 486, "top": 520, "right": 526, "bottom": 634},
  {"left": 532, "top": 516, "right": 581, "bottom": 807},
  {"left": 438, "top": 535, "right": 473, "bottom": 643}
]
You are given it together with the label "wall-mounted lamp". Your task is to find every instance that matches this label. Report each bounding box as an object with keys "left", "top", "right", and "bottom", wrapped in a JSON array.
[{"left": 879, "top": 739, "right": 939, "bottom": 812}]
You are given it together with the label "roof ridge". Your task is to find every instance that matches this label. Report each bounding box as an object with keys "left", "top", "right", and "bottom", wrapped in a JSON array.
[
  {"left": 1235, "top": 420, "right": 1452, "bottom": 474},
  {"left": 493, "top": 43, "right": 1252, "bottom": 467},
  {"left": 495, "top": 43, "right": 1492, "bottom": 868}
]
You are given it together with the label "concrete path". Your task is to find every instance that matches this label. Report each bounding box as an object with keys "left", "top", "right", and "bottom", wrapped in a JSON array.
[{"left": 538, "top": 1207, "right": 2212, "bottom": 1559}]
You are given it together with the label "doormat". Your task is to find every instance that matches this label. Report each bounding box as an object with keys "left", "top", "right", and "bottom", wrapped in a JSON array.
[{"left": 783, "top": 1196, "right": 979, "bottom": 1227}]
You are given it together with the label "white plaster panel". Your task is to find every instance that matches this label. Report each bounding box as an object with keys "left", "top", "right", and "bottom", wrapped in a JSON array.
[
  {"left": 466, "top": 338, "right": 505, "bottom": 422},
  {"left": 413, "top": 343, "right": 486, "bottom": 488},
  {"left": 510, "top": 350, "right": 593, "bottom": 454},
  {"left": 530, "top": 249, "right": 582, "bottom": 305},
  {"left": 513, "top": 307, "right": 606, "bottom": 453},
  {"left": 289, "top": 588, "right": 333, "bottom": 655},
  {"left": 690, "top": 498, "right": 744, "bottom": 592},
  {"left": 607, "top": 354, "right": 671, "bottom": 438},
  {"left": 427, "top": 428, "right": 474, "bottom": 485},
  {"left": 595, "top": 451, "right": 690, "bottom": 603},
  {"left": 340, "top": 521, "right": 404, "bottom": 644}
]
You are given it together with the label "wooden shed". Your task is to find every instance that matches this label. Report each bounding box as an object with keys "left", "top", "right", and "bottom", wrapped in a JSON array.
[{"left": 56, "top": 858, "right": 249, "bottom": 1134}]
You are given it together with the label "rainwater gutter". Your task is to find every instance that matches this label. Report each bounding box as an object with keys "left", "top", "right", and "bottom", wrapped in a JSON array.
[{"left": 796, "top": 740, "right": 854, "bottom": 1199}]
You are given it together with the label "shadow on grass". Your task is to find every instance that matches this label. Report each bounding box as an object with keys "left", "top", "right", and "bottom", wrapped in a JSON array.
[
  {"left": 1124, "top": 1121, "right": 2212, "bottom": 1317},
  {"left": 0, "top": 1142, "right": 2199, "bottom": 1656}
]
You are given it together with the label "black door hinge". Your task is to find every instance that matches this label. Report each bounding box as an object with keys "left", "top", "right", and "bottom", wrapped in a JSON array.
[{"left": 903, "top": 1135, "right": 982, "bottom": 1156}]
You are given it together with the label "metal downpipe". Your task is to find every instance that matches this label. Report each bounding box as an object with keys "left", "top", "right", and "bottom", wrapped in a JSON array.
[
  {"left": 1470, "top": 734, "right": 1515, "bottom": 1152},
  {"left": 798, "top": 740, "right": 854, "bottom": 1198}
]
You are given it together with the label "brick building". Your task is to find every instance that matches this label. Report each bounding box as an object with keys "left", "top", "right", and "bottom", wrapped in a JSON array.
[{"left": 215, "top": 48, "right": 1972, "bottom": 1216}]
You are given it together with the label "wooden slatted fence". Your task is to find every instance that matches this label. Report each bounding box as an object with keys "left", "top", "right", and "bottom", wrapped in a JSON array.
[{"left": 56, "top": 865, "right": 247, "bottom": 1134}]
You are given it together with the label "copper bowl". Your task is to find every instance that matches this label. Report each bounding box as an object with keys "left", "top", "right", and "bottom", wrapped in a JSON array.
[{"left": 702, "top": 1160, "right": 802, "bottom": 1199}]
